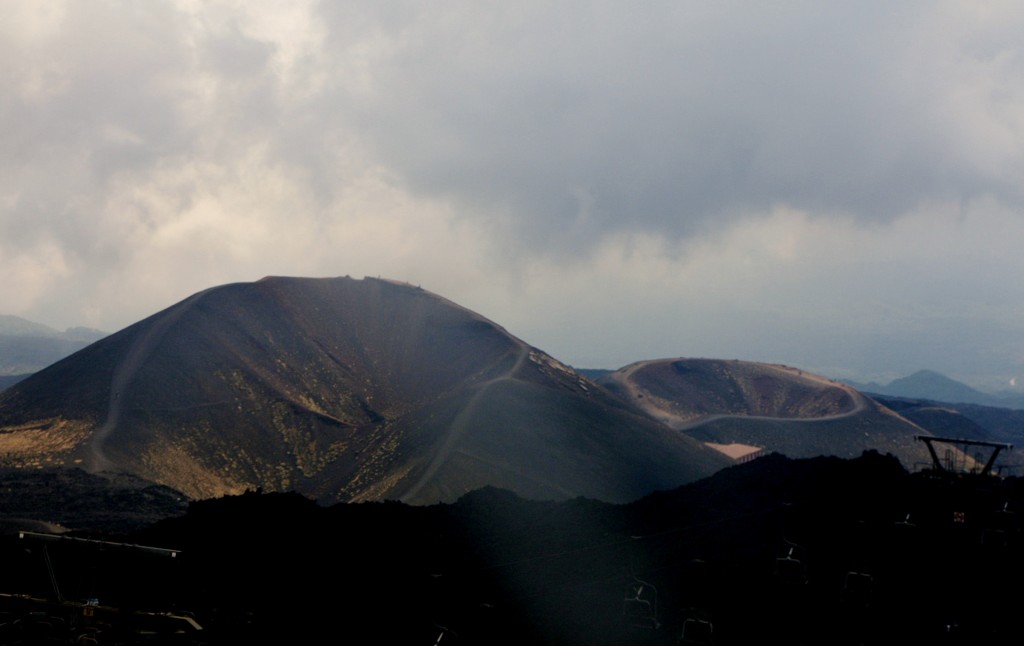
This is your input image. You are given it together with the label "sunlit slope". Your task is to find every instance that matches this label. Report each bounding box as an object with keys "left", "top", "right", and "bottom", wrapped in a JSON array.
[
  {"left": 599, "top": 358, "right": 935, "bottom": 466},
  {"left": 0, "top": 277, "right": 730, "bottom": 503}
]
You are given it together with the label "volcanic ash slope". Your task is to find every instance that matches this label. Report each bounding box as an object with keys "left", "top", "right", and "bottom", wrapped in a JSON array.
[{"left": 0, "top": 277, "right": 731, "bottom": 504}]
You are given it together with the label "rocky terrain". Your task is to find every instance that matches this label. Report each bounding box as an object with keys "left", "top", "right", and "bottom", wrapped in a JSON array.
[
  {"left": 0, "top": 277, "right": 1019, "bottom": 644},
  {"left": 2, "top": 451, "right": 1020, "bottom": 644},
  {"left": 0, "top": 276, "right": 728, "bottom": 506}
]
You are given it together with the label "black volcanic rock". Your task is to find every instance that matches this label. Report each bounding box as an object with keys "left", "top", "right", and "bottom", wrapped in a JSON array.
[
  {"left": 0, "top": 276, "right": 730, "bottom": 505},
  {"left": 0, "top": 467, "right": 188, "bottom": 534},
  {"left": 4, "top": 452, "right": 1016, "bottom": 644}
]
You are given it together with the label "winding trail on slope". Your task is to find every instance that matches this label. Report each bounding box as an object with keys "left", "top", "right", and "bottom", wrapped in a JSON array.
[
  {"left": 607, "top": 360, "right": 870, "bottom": 433},
  {"left": 85, "top": 290, "right": 211, "bottom": 472},
  {"left": 398, "top": 344, "right": 530, "bottom": 503}
]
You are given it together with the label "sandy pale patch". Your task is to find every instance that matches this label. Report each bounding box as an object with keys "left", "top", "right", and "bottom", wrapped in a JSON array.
[{"left": 705, "top": 442, "right": 764, "bottom": 460}]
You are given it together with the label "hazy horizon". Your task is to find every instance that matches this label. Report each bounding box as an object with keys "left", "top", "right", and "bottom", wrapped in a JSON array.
[{"left": 4, "top": 2, "right": 1024, "bottom": 391}]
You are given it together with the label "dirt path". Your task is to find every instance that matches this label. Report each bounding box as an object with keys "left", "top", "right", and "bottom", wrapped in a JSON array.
[
  {"left": 86, "top": 290, "right": 211, "bottom": 472},
  {"left": 398, "top": 344, "right": 529, "bottom": 502}
]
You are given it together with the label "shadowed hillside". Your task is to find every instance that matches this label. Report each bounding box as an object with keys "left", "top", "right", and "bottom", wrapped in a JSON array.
[
  {"left": 0, "top": 374, "right": 27, "bottom": 391},
  {"left": 871, "top": 395, "right": 1024, "bottom": 475},
  {"left": 0, "top": 277, "right": 729, "bottom": 505},
  {"left": 3, "top": 452, "right": 1021, "bottom": 644}
]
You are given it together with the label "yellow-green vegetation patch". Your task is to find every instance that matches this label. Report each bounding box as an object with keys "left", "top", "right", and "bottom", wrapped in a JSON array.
[{"left": 0, "top": 418, "right": 90, "bottom": 466}]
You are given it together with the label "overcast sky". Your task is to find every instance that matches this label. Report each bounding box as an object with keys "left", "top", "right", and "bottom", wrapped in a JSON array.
[{"left": 3, "top": 1, "right": 1024, "bottom": 389}]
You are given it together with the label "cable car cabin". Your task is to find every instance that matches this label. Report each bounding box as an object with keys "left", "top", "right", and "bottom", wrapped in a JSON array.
[
  {"left": 979, "top": 502, "right": 1016, "bottom": 549},
  {"left": 774, "top": 547, "right": 806, "bottom": 586},
  {"left": 987, "top": 502, "right": 1016, "bottom": 532},
  {"left": 895, "top": 513, "right": 916, "bottom": 530},
  {"left": 842, "top": 571, "right": 873, "bottom": 607},
  {"left": 679, "top": 608, "right": 713, "bottom": 645},
  {"left": 622, "top": 579, "right": 659, "bottom": 629},
  {"left": 981, "top": 527, "right": 1009, "bottom": 549}
]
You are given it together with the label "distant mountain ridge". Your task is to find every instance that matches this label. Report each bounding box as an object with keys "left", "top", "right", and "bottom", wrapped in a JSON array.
[
  {"left": 0, "top": 314, "right": 105, "bottom": 341},
  {"left": 0, "top": 314, "right": 106, "bottom": 377},
  {"left": 846, "top": 369, "right": 1024, "bottom": 410}
]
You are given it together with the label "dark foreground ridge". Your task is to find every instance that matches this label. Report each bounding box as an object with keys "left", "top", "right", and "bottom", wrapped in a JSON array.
[{"left": 1, "top": 451, "right": 1021, "bottom": 644}]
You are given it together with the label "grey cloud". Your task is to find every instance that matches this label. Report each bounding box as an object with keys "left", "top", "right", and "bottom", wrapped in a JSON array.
[
  {"left": 0, "top": 2, "right": 282, "bottom": 263},
  {"left": 4, "top": 1, "right": 1024, "bottom": 388},
  {"left": 313, "top": 2, "right": 1023, "bottom": 252},
  {"left": 10, "top": 2, "right": 1016, "bottom": 262}
]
